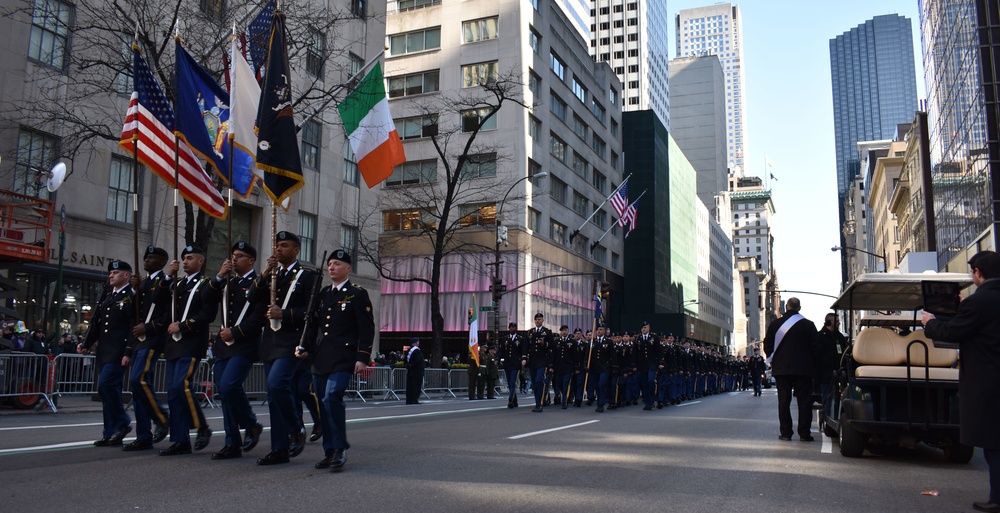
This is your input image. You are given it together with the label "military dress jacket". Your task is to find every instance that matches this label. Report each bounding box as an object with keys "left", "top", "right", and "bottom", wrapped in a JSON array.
[
  {"left": 127, "top": 270, "right": 171, "bottom": 357},
  {"left": 83, "top": 286, "right": 137, "bottom": 367},
  {"left": 252, "top": 263, "right": 318, "bottom": 362},
  {"left": 305, "top": 280, "right": 375, "bottom": 375},
  {"left": 208, "top": 270, "right": 265, "bottom": 361},
  {"left": 497, "top": 332, "right": 525, "bottom": 372},
  {"left": 166, "top": 273, "right": 218, "bottom": 360}
]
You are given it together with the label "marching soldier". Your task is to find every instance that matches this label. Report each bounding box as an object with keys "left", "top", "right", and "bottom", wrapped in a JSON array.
[
  {"left": 483, "top": 346, "right": 499, "bottom": 399},
  {"left": 552, "top": 325, "right": 575, "bottom": 409},
  {"left": 526, "top": 313, "right": 553, "bottom": 412},
  {"left": 79, "top": 260, "right": 136, "bottom": 447},
  {"left": 161, "top": 246, "right": 216, "bottom": 456},
  {"left": 205, "top": 241, "right": 266, "bottom": 460},
  {"left": 254, "top": 231, "right": 318, "bottom": 466},
  {"left": 300, "top": 249, "right": 374, "bottom": 473},
  {"left": 634, "top": 322, "right": 661, "bottom": 410},
  {"left": 589, "top": 323, "right": 614, "bottom": 412},
  {"left": 749, "top": 347, "right": 766, "bottom": 396},
  {"left": 572, "top": 329, "right": 590, "bottom": 407},
  {"left": 123, "top": 247, "right": 171, "bottom": 451},
  {"left": 497, "top": 322, "right": 524, "bottom": 409}
]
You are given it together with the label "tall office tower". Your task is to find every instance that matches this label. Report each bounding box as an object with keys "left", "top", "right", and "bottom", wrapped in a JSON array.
[
  {"left": 675, "top": 3, "right": 745, "bottom": 171},
  {"left": 829, "top": 14, "right": 918, "bottom": 281},
  {"left": 589, "top": 0, "right": 670, "bottom": 127}
]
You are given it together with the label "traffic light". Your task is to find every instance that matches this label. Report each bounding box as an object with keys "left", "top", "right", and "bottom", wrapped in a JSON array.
[
  {"left": 600, "top": 280, "right": 611, "bottom": 299},
  {"left": 491, "top": 276, "right": 504, "bottom": 302}
]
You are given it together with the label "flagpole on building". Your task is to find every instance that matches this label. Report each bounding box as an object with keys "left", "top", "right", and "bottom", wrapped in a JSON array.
[
  {"left": 590, "top": 189, "right": 647, "bottom": 251},
  {"left": 569, "top": 173, "right": 631, "bottom": 243}
]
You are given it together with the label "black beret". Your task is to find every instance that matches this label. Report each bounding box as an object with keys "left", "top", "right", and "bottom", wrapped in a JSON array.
[
  {"left": 641, "top": 321, "right": 650, "bottom": 327},
  {"left": 232, "top": 241, "right": 257, "bottom": 259},
  {"left": 181, "top": 245, "right": 205, "bottom": 257},
  {"left": 276, "top": 231, "right": 300, "bottom": 245},
  {"left": 508, "top": 322, "right": 517, "bottom": 328},
  {"left": 573, "top": 328, "right": 583, "bottom": 333},
  {"left": 144, "top": 246, "right": 168, "bottom": 259},
  {"left": 328, "top": 248, "right": 352, "bottom": 265},
  {"left": 533, "top": 312, "right": 544, "bottom": 319},
  {"left": 108, "top": 260, "right": 132, "bottom": 272},
  {"left": 560, "top": 325, "right": 569, "bottom": 331}
]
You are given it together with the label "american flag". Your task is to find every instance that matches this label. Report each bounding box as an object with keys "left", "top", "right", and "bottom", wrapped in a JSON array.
[
  {"left": 622, "top": 198, "right": 640, "bottom": 237},
  {"left": 118, "top": 46, "right": 227, "bottom": 219},
  {"left": 246, "top": 0, "right": 276, "bottom": 77},
  {"left": 610, "top": 182, "right": 629, "bottom": 221}
]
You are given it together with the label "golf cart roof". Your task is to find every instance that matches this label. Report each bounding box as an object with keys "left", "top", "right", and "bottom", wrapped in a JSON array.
[{"left": 831, "top": 272, "right": 973, "bottom": 311}]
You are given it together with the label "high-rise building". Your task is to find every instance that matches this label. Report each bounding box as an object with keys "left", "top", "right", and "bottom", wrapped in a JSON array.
[
  {"left": 920, "top": 0, "right": 998, "bottom": 269},
  {"left": 589, "top": 0, "right": 670, "bottom": 127},
  {"left": 728, "top": 173, "right": 775, "bottom": 343},
  {"left": 382, "top": 0, "right": 625, "bottom": 339},
  {"left": 675, "top": 3, "right": 746, "bottom": 171},
  {"left": 668, "top": 54, "right": 727, "bottom": 212}
]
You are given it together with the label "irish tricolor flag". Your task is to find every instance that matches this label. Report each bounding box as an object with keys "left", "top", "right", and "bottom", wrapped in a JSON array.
[
  {"left": 338, "top": 62, "right": 406, "bottom": 188},
  {"left": 469, "top": 297, "right": 480, "bottom": 366}
]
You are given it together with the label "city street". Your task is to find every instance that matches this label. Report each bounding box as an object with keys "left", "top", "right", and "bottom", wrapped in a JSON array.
[{"left": 0, "top": 388, "right": 988, "bottom": 512}]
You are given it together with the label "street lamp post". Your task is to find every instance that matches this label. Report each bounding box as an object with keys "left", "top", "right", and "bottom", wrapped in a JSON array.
[
  {"left": 491, "top": 172, "right": 548, "bottom": 348},
  {"left": 831, "top": 245, "right": 887, "bottom": 272}
]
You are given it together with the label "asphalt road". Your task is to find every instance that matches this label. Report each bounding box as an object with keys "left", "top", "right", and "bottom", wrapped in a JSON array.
[{"left": 0, "top": 388, "right": 989, "bottom": 513}]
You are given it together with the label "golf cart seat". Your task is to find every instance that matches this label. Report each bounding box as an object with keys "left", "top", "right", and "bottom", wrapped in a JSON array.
[{"left": 852, "top": 328, "right": 959, "bottom": 381}]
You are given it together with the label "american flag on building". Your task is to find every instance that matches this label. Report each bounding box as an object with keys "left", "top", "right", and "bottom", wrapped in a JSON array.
[
  {"left": 610, "top": 182, "right": 629, "bottom": 221},
  {"left": 621, "top": 197, "right": 640, "bottom": 237}
]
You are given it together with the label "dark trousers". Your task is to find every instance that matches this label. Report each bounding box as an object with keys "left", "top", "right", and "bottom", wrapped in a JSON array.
[
  {"left": 98, "top": 362, "right": 130, "bottom": 438},
  {"left": 593, "top": 371, "right": 609, "bottom": 407},
  {"left": 505, "top": 368, "right": 520, "bottom": 401},
  {"left": 574, "top": 371, "right": 587, "bottom": 403},
  {"left": 552, "top": 373, "right": 571, "bottom": 405},
  {"left": 294, "top": 368, "right": 320, "bottom": 431},
  {"left": 532, "top": 367, "right": 551, "bottom": 407},
  {"left": 264, "top": 358, "right": 299, "bottom": 451},
  {"left": 484, "top": 377, "right": 497, "bottom": 398},
  {"left": 313, "top": 371, "right": 352, "bottom": 452},
  {"left": 639, "top": 369, "right": 657, "bottom": 407},
  {"left": 214, "top": 356, "right": 256, "bottom": 447},
  {"left": 476, "top": 374, "right": 488, "bottom": 399},
  {"left": 129, "top": 348, "right": 168, "bottom": 442},
  {"left": 406, "top": 371, "right": 422, "bottom": 404},
  {"left": 165, "top": 357, "right": 206, "bottom": 444},
  {"left": 752, "top": 374, "right": 762, "bottom": 395},
  {"left": 985, "top": 447, "right": 1000, "bottom": 503},
  {"left": 775, "top": 375, "right": 814, "bottom": 438},
  {"left": 468, "top": 371, "right": 479, "bottom": 400}
]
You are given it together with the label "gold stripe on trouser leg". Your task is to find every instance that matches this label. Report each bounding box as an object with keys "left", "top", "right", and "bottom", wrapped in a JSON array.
[
  {"left": 140, "top": 350, "right": 168, "bottom": 425},
  {"left": 182, "top": 358, "right": 201, "bottom": 430}
]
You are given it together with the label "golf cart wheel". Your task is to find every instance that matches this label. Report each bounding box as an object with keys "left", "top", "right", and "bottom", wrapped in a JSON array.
[
  {"left": 821, "top": 417, "right": 838, "bottom": 438},
  {"left": 838, "top": 411, "right": 867, "bottom": 458},
  {"left": 943, "top": 442, "right": 974, "bottom": 464}
]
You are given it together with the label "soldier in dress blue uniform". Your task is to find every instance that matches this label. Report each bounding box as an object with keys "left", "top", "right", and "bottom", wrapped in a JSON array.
[
  {"left": 497, "top": 322, "right": 524, "bottom": 408},
  {"left": 299, "top": 249, "right": 374, "bottom": 473},
  {"left": 572, "top": 328, "right": 590, "bottom": 407},
  {"left": 123, "top": 247, "right": 171, "bottom": 451},
  {"left": 160, "top": 246, "right": 217, "bottom": 456},
  {"left": 254, "top": 231, "right": 318, "bottom": 466},
  {"left": 526, "top": 313, "right": 553, "bottom": 412},
  {"left": 589, "top": 324, "right": 614, "bottom": 412},
  {"left": 79, "top": 260, "right": 136, "bottom": 447},
  {"left": 551, "top": 325, "right": 575, "bottom": 409},
  {"left": 634, "top": 322, "right": 661, "bottom": 411},
  {"left": 205, "top": 241, "right": 266, "bottom": 460},
  {"left": 749, "top": 347, "right": 766, "bottom": 396}
]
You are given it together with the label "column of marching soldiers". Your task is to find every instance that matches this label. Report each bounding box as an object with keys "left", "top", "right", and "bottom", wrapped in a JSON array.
[
  {"left": 78, "top": 233, "right": 373, "bottom": 472},
  {"left": 492, "top": 314, "right": 768, "bottom": 413}
]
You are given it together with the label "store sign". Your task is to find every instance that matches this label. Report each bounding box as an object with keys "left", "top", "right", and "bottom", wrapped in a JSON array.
[{"left": 48, "top": 248, "right": 119, "bottom": 269}]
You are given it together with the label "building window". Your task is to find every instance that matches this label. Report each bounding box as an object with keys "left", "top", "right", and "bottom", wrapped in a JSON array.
[
  {"left": 461, "top": 61, "right": 498, "bottom": 87},
  {"left": 461, "top": 153, "right": 497, "bottom": 179},
  {"left": 341, "top": 225, "right": 359, "bottom": 265},
  {"left": 550, "top": 220, "right": 567, "bottom": 245},
  {"left": 461, "top": 107, "right": 497, "bottom": 132},
  {"left": 348, "top": 52, "right": 364, "bottom": 84},
  {"left": 350, "top": 0, "right": 367, "bottom": 18},
  {"left": 397, "top": 0, "right": 434, "bottom": 11},
  {"left": 550, "top": 93, "right": 567, "bottom": 121},
  {"left": 199, "top": 0, "right": 226, "bottom": 21},
  {"left": 459, "top": 203, "right": 497, "bottom": 227},
  {"left": 572, "top": 114, "right": 587, "bottom": 141},
  {"left": 528, "top": 70, "right": 540, "bottom": 96},
  {"left": 549, "top": 51, "right": 566, "bottom": 81},
  {"left": 528, "top": 208, "right": 540, "bottom": 232},
  {"left": 528, "top": 159, "right": 542, "bottom": 178},
  {"left": 591, "top": 100, "right": 606, "bottom": 124},
  {"left": 593, "top": 245, "right": 606, "bottom": 264},
  {"left": 14, "top": 128, "right": 59, "bottom": 199},
  {"left": 609, "top": 88, "right": 618, "bottom": 104},
  {"left": 591, "top": 135, "right": 606, "bottom": 159},
  {"left": 528, "top": 26, "right": 541, "bottom": 54},
  {"left": 384, "top": 208, "right": 437, "bottom": 231},
  {"left": 463, "top": 16, "right": 498, "bottom": 43},
  {"left": 107, "top": 156, "right": 136, "bottom": 224},
  {"left": 611, "top": 151, "right": 619, "bottom": 170},
  {"left": 28, "top": 0, "right": 73, "bottom": 69},
  {"left": 611, "top": 252, "right": 619, "bottom": 269},
  {"left": 572, "top": 77, "right": 587, "bottom": 103},
  {"left": 395, "top": 115, "right": 438, "bottom": 140},
  {"left": 343, "top": 140, "right": 359, "bottom": 186},
  {"left": 572, "top": 192, "right": 588, "bottom": 216},
  {"left": 572, "top": 234, "right": 589, "bottom": 254},
  {"left": 300, "top": 120, "right": 321, "bottom": 169},
  {"left": 298, "top": 212, "right": 317, "bottom": 264},
  {"left": 593, "top": 209, "right": 607, "bottom": 229},
  {"left": 388, "top": 27, "right": 441, "bottom": 56},
  {"left": 528, "top": 116, "right": 540, "bottom": 142},
  {"left": 550, "top": 176, "right": 567, "bottom": 205},
  {"left": 306, "top": 27, "right": 326, "bottom": 77},
  {"left": 611, "top": 119, "right": 619, "bottom": 137},
  {"left": 386, "top": 159, "right": 436, "bottom": 186},
  {"left": 571, "top": 152, "right": 587, "bottom": 178},
  {"left": 549, "top": 134, "right": 566, "bottom": 162},
  {"left": 591, "top": 171, "right": 606, "bottom": 193},
  {"left": 387, "top": 70, "right": 440, "bottom": 98}
]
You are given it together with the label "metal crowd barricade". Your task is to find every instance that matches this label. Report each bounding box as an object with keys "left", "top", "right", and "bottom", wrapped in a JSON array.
[
  {"left": 448, "top": 369, "right": 469, "bottom": 395},
  {"left": 389, "top": 367, "right": 408, "bottom": 400},
  {"left": 346, "top": 366, "right": 394, "bottom": 402},
  {"left": 119, "top": 356, "right": 217, "bottom": 409},
  {"left": 423, "top": 368, "right": 454, "bottom": 398},
  {"left": 245, "top": 362, "right": 268, "bottom": 404},
  {"left": 0, "top": 352, "right": 56, "bottom": 412},
  {"left": 52, "top": 353, "right": 98, "bottom": 400}
]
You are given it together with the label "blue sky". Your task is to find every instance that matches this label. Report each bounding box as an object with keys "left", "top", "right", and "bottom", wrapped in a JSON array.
[{"left": 666, "top": 0, "right": 925, "bottom": 324}]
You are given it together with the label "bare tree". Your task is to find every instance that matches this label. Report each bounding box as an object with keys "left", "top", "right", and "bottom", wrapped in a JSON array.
[
  {"left": 1, "top": 0, "right": 375, "bottom": 251},
  {"left": 355, "top": 70, "right": 531, "bottom": 364}
]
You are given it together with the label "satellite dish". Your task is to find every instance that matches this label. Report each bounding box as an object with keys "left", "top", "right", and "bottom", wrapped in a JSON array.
[{"left": 46, "top": 162, "right": 66, "bottom": 192}]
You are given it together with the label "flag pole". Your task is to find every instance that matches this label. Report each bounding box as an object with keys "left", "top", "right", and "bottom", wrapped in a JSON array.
[
  {"left": 131, "top": 132, "right": 141, "bottom": 323},
  {"left": 590, "top": 189, "right": 647, "bottom": 251},
  {"left": 269, "top": 201, "right": 279, "bottom": 331},
  {"left": 296, "top": 49, "right": 385, "bottom": 132},
  {"left": 569, "top": 174, "right": 631, "bottom": 243},
  {"left": 172, "top": 135, "right": 180, "bottom": 325},
  {"left": 582, "top": 280, "right": 597, "bottom": 397},
  {"left": 224, "top": 135, "right": 234, "bottom": 328}
]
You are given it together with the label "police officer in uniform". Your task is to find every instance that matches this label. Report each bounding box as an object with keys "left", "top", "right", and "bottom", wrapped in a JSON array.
[
  {"left": 79, "top": 260, "right": 136, "bottom": 447},
  {"left": 497, "top": 322, "right": 524, "bottom": 408},
  {"left": 123, "top": 247, "right": 171, "bottom": 451},
  {"left": 206, "top": 241, "right": 266, "bottom": 460},
  {"left": 300, "top": 249, "right": 374, "bottom": 473},
  {"left": 526, "top": 313, "right": 553, "bottom": 412},
  {"left": 552, "top": 325, "right": 575, "bottom": 409},
  {"left": 160, "top": 246, "right": 217, "bottom": 455},
  {"left": 255, "top": 231, "right": 318, "bottom": 465}
]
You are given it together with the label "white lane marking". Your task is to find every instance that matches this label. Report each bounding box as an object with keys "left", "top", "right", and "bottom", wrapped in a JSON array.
[
  {"left": 816, "top": 410, "right": 832, "bottom": 453},
  {"left": 0, "top": 414, "right": 230, "bottom": 432},
  {"left": 0, "top": 441, "right": 94, "bottom": 454},
  {"left": 676, "top": 401, "right": 701, "bottom": 407},
  {"left": 508, "top": 420, "right": 600, "bottom": 440}
]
